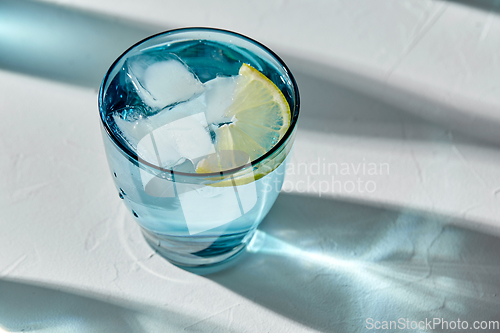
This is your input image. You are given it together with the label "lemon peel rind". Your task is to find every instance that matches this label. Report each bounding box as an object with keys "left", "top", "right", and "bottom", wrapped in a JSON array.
[{"left": 195, "top": 63, "right": 292, "bottom": 187}]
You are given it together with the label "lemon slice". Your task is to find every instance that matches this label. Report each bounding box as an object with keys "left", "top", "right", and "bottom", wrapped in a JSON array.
[{"left": 196, "top": 63, "right": 291, "bottom": 178}]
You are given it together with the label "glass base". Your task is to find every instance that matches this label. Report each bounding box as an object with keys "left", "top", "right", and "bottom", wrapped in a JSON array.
[{"left": 141, "top": 228, "right": 255, "bottom": 274}]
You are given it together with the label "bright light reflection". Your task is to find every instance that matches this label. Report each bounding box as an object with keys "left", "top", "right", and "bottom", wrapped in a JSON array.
[
  {"left": 247, "top": 230, "right": 360, "bottom": 273},
  {"left": 0, "top": 328, "right": 17, "bottom": 333},
  {"left": 247, "top": 230, "right": 467, "bottom": 314},
  {"left": 245, "top": 230, "right": 464, "bottom": 328},
  {"left": 247, "top": 230, "right": 437, "bottom": 291}
]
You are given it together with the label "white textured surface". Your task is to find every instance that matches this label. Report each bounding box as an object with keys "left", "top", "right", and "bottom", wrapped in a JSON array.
[{"left": 1, "top": 0, "right": 500, "bottom": 332}]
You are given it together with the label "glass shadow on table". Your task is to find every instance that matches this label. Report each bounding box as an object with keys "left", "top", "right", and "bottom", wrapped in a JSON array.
[{"left": 210, "top": 193, "right": 500, "bottom": 332}]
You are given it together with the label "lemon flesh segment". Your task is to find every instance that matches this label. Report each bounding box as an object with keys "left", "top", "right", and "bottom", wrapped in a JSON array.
[{"left": 195, "top": 63, "right": 291, "bottom": 178}]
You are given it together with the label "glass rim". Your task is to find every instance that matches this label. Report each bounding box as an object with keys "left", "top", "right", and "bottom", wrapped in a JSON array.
[{"left": 99, "top": 27, "right": 300, "bottom": 178}]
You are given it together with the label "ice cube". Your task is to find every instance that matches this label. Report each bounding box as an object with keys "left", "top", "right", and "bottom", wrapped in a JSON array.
[
  {"left": 137, "top": 111, "right": 215, "bottom": 169},
  {"left": 148, "top": 93, "right": 207, "bottom": 128},
  {"left": 142, "top": 170, "right": 176, "bottom": 198},
  {"left": 112, "top": 107, "right": 154, "bottom": 160},
  {"left": 137, "top": 131, "right": 183, "bottom": 168},
  {"left": 163, "top": 112, "right": 215, "bottom": 162},
  {"left": 204, "top": 76, "right": 239, "bottom": 125},
  {"left": 176, "top": 178, "right": 257, "bottom": 235},
  {"left": 172, "top": 159, "right": 196, "bottom": 174},
  {"left": 125, "top": 52, "right": 204, "bottom": 110},
  {"left": 113, "top": 94, "right": 207, "bottom": 160}
]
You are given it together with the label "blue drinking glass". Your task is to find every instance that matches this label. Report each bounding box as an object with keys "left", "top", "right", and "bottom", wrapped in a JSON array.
[{"left": 99, "top": 28, "right": 299, "bottom": 273}]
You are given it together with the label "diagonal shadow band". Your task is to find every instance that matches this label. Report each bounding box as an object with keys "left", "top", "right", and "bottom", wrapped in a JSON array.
[
  {"left": 443, "top": 0, "right": 500, "bottom": 14},
  {"left": 1, "top": 0, "right": 500, "bottom": 148},
  {"left": 209, "top": 193, "right": 500, "bottom": 332},
  {"left": 283, "top": 54, "right": 500, "bottom": 148},
  {"left": 0, "top": 0, "right": 163, "bottom": 89},
  {"left": 0, "top": 278, "right": 212, "bottom": 332}
]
